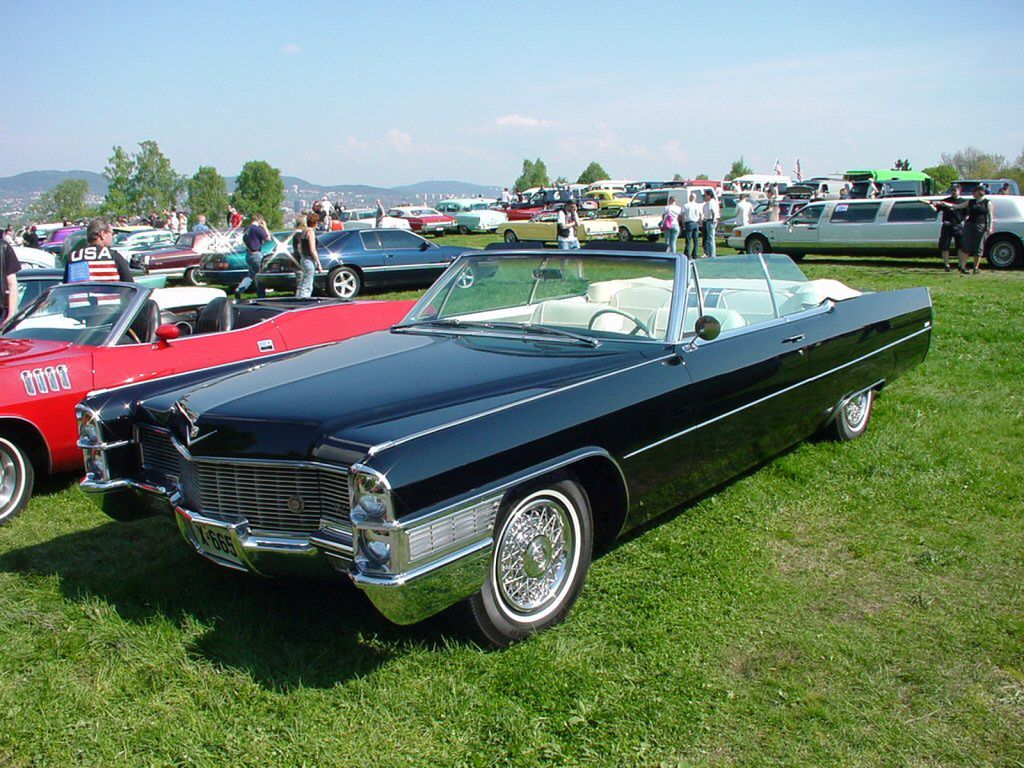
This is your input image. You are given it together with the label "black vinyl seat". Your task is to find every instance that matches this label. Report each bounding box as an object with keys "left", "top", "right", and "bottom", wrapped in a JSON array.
[
  {"left": 196, "top": 296, "right": 234, "bottom": 334},
  {"left": 127, "top": 299, "right": 161, "bottom": 343}
]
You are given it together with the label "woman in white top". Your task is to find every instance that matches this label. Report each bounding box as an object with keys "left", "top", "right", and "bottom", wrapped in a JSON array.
[{"left": 662, "top": 196, "right": 682, "bottom": 253}]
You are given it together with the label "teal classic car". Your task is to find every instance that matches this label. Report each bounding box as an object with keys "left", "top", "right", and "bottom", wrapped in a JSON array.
[
  {"left": 436, "top": 198, "right": 507, "bottom": 234},
  {"left": 196, "top": 231, "right": 296, "bottom": 289}
]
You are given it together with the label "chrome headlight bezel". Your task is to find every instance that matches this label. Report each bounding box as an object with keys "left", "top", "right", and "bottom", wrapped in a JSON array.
[
  {"left": 349, "top": 465, "right": 394, "bottom": 523},
  {"left": 75, "top": 404, "right": 102, "bottom": 446}
]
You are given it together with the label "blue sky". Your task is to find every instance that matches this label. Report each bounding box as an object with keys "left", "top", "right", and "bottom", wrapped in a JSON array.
[{"left": 2, "top": 0, "right": 1023, "bottom": 186}]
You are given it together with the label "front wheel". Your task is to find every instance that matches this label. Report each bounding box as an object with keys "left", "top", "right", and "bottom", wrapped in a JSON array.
[
  {"left": 326, "top": 265, "right": 362, "bottom": 299},
  {"left": 745, "top": 234, "right": 770, "bottom": 255},
  {"left": 833, "top": 388, "right": 874, "bottom": 441},
  {"left": 617, "top": 227, "right": 633, "bottom": 242},
  {"left": 183, "top": 267, "right": 207, "bottom": 286},
  {"left": 0, "top": 436, "right": 34, "bottom": 525},
  {"left": 985, "top": 235, "right": 1022, "bottom": 270},
  {"left": 457, "top": 225, "right": 471, "bottom": 235},
  {"left": 466, "top": 477, "right": 593, "bottom": 647},
  {"left": 503, "top": 229, "right": 519, "bottom": 243}
]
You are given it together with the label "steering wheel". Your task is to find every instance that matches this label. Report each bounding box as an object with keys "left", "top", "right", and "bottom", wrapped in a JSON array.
[{"left": 587, "top": 308, "right": 653, "bottom": 337}]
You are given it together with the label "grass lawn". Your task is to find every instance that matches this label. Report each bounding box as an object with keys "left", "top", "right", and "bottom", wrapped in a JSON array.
[{"left": 0, "top": 241, "right": 1021, "bottom": 767}]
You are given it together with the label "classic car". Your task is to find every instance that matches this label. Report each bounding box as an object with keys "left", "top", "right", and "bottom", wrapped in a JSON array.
[
  {"left": 435, "top": 199, "right": 507, "bottom": 234},
  {"left": 40, "top": 226, "right": 85, "bottom": 254},
  {"left": 78, "top": 249, "right": 932, "bottom": 646},
  {"left": 0, "top": 281, "right": 412, "bottom": 524},
  {"left": 334, "top": 209, "right": 411, "bottom": 231},
  {"left": 596, "top": 208, "right": 663, "bottom": 241},
  {"left": 110, "top": 228, "right": 178, "bottom": 260},
  {"left": 582, "top": 189, "right": 631, "bottom": 210},
  {"left": 716, "top": 199, "right": 807, "bottom": 236},
  {"left": 620, "top": 187, "right": 716, "bottom": 219},
  {"left": 256, "top": 228, "right": 476, "bottom": 298},
  {"left": 385, "top": 207, "right": 455, "bottom": 236},
  {"left": 726, "top": 196, "right": 1024, "bottom": 268},
  {"left": 14, "top": 268, "right": 167, "bottom": 307},
  {"left": 196, "top": 231, "right": 295, "bottom": 289},
  {"left": 496, "top": 210, "right": 620, "bottom": 243},
  {"left": 131, "top": 229, "right": 243, "bottom": 284},
  {"left": 12, "top": 246, "right": 58, "bottom": 270}
]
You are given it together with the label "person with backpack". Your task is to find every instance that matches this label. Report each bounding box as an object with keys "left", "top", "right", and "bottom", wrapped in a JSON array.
[
  {"left": 662, "top": 196, "right": 681, "bottom": 253},
  {"left": 236, "top": 214, "right": 270, "bottom": 298},
  {"left": 0, "top": 238, "right": 21, "bottom": 324}
]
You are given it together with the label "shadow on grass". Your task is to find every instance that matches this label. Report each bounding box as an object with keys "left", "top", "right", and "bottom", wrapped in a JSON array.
[{"left": 0, "top": 513, "right": 476, "bottom": 689}]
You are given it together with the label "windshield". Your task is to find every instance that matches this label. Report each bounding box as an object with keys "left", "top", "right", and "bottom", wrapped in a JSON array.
[
  {"left": 402, "top": 254, "right": 677, "bottom": 342},
  {"left": 3, "top": 283, "right": 139, "bottom": 345}
]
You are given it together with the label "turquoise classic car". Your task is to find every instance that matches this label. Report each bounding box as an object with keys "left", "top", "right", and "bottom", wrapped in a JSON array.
[
  {"left": 196, "top": 231, "right": 296, "bottom": 289},
  {"left": 436, "top": 198, "right": 507, "bottom": 234}
]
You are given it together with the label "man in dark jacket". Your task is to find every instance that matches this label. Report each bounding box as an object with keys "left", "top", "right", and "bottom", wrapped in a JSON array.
[
  {"left": 0, "top": 239, "right": 21, "bottom": 323},
  {"left": 22, "top": 225, "right": 41, "bottom": 249},
  {"left": 236, "top": 214, "right": 270, "bottom": 298}
]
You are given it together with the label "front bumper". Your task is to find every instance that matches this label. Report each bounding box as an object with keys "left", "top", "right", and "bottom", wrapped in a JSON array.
[{"left": 81, "top": 476, "right": 496, "bottom": 626}]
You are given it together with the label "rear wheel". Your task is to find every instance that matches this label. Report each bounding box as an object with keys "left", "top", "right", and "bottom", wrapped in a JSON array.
[
  {"left": 0, "top": 436, "right": 34, "bottom": 526},
  {"left": 457, "top": 225, "right": 471, "bottom": 236},
  {"left": 466, "top": 477, "right": 592, "bottom": 647},
  {"left": 617, "top": 227, "right": 633, "bottom": 242},
  {"left": 833, "top": 389, "right": 874, "bottom": 441},
  {"left": 503, "top": 230, "right": 519, "bottom": 243},
  {"left": 985, "top": 235, "right": 1021, "bottom": 270},
  {"left": 183, "top": 267, "right": 207, "bottom": 286},
  {"left": 326, "top": 265, "right": 361, "bottom": 299},
  {"left": 745, "top": 235, "right": 770, "bottom": 255}
]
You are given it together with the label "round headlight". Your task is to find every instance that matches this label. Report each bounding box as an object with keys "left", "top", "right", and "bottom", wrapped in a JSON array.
[{"left": 365, "top": 540, "right": 391, "bottom": 565}]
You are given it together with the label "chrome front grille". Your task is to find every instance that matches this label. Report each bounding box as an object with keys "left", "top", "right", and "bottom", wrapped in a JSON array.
[{"left": 137, "top": 425, "right": 350, "bottom": 534}]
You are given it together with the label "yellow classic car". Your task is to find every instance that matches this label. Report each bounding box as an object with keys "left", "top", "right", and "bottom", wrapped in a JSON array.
[
  {"left": 582, "top": 189, "right": 632, "bottom": 209},
  {"left": 497, "top": 210, "right": 620, "bottom": 243},
  {"left": 597, "top": 208, "right": 664, "bottom": 242}
]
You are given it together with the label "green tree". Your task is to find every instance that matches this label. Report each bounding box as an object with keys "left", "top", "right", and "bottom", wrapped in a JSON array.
[
  {"left": 554, "top": 175, "right": 569, "bottom": 185},
  {"left": 576, "top": 161, "right": 609, "bottom": 185},
  {"left": 724, "top": 157, "right": 753, "bottom": 180},
  {"left": 129, "top": 140, "right": 184, "bottom": 213},
  {"left": 513, "top": 158, "right": 550, "bottom": 192},
  {"left": 186, "top": 166, "right": 229, "bottom": 227},
  {"left": 34, "top": 179, "right": 90, "bottom": 221},
  {"left": 231, "top": 160, "right": 285, "bottom": 228},
  {"left": 695, "top": 173, "right": 709, "bottom": 181},
  {"left": 671, "top": 173, "right": 684, "bottom": 182},
  {"left": 921, "top": 164, "right": 958, "bottom": 192},
  {"left": 940, "top": 146, "right": 1006, "bottom": 179},
  {"left": 102, "top": 145, "right": 135, "bottom": 216}
]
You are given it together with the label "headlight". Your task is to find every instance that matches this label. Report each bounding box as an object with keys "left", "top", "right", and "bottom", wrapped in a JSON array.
[
  {"left": 83, "top": 448, "right": 110, "bottom": 483},
  {"left": 349, "top": 467, "right": 393, "bottom": 522},
  {"left": 76, "top": 405, "right": 102, "bottom": 446}
]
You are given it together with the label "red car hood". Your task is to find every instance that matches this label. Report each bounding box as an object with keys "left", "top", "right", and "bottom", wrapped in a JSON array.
[{"left": 0, "top": 337, "right": 77, "bottom": 365}]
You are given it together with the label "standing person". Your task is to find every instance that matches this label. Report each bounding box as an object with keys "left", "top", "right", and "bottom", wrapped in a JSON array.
[
  {"left": 735, "top": 192, "right": 755, "bottom": 227},
  {"left": 998, "top": 182, "right": 1012, "bottom": 195},
  {"left": 193, "top": 214, "right": 211, "bottom": 233},
  {"left": 700, "top": 190, "right": 719, "bottom": 258},
  {"left": 64, "top": 217, "right": 133, "bottom": 283},
  {"left": 294, "top": 214, "right": 321, "bottom": 298},
  {"left": 0, "top": 236, "right": 20, "bottom": 324},
  {"left": 228, "top": 206, "right": 243, "bottom": 229},
  {"left": 556, "top": 202, "right": 581, "bottom": 250},
  {"left": 236, "top": 214, "right": 270, "bottom": 298},
  {"left": 167, "top": 210, "right": 180, "bottom": 235},
  {"left": 867, "top": 180, "right": 881, "bottom": 199},
  {"left": 374, "top": 198, "right": 386, "bottom": 228},
  {"left": 22, "top": 224, "right": 40, "bottom": 249},
  {"left": 311, "top": 201, "right": 325, "bottom": 231},
  {"left": 662, "top": 196, "right": 681, "bottom": 253},
  {"left": 682, "top": 193, "right": 702, "bottom": 257},
  {"left": 925, "top": 185, "right": 964, "bottom": 272},
  {"left": 765, "top": 185, "right": 780, "bottom": 222},
  {"left": 839, "top": 186, "right": 850, "bottom": 200},
  {"left": 932, "top": 186, "right": 994, "bottom": 274},
  {"left": 500, "top": 187, "right": 511, "bottom": 206},
  {"left": 177, "top": 211, "right": 189, "bottom": 232}
]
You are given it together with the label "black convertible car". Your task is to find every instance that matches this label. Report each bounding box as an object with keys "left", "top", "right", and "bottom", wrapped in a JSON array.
[{"left": 79, "top": 250, "right": 931, "bottom": 645}]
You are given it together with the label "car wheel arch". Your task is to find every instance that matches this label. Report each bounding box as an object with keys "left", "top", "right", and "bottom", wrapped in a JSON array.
[
  {"left": 0, "top": 417, "right": 51, "bottom": 474},
  {"left": 985, "top": 232, "right": 1023, "bottom": 269}
]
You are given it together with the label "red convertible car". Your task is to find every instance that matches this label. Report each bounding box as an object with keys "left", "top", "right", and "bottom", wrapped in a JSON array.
[{"left": 0, "top": 281, "right": 412, "bottom": 523}]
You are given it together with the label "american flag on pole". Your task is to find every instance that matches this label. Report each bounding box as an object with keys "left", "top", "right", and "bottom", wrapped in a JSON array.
[
  {"left": 773, "top": 158, "right": 783, "bottom": 175},
  {"left": 793, "top": 157, "right": 803, "bottom": 181}
]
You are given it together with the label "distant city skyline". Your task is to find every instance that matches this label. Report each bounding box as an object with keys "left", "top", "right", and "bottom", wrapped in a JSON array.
[{"left": 2, "top": 0, "right": 1022, "bottom": 186}]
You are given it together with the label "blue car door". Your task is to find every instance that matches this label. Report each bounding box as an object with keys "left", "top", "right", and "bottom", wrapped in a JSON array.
[{"left": 376, "top": 230, "right": 447, "bottom": 286}]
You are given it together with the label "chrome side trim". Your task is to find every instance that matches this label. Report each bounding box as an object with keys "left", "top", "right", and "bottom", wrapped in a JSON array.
[
  {"left": 624, "top": 325, "right": 930, "bottom": 459},
  {"left": 366, "top": 356, "right": 673, "bottom": 456}
]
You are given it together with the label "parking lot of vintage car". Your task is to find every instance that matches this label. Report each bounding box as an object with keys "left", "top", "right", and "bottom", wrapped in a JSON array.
[
  {"left": 0, "top": 281, "right": 411, "bottom": 523},
  {"left": 79, "top": 249, "right": 930, "bottom": 646},
  {"left": 496, "top": 210, "right": 620, "bottom": 243}
]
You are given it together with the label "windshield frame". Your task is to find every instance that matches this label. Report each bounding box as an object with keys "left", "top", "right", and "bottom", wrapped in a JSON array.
[
  {"left": 2, "top": 281, "right": 149, "bottom": 347},
  {"left": 399, "top": 250, "right": 687, "bottom": 345}
]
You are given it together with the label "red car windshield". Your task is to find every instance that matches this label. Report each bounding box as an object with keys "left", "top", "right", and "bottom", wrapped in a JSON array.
[{"left": 4, "top": 283, "right": 138, "bottom": 346}]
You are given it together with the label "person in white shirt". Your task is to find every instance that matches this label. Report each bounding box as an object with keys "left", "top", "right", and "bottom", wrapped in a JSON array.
[
  {"left": 556, "top": 202, "right": 581, "bottom": 250},
  {"left": 662, "top": 196, "right": 682, "bottom": 253},
  {"left": 701, "top": 190, "right": 719, "bottom": 258},
  {"left": 500, "top": 187, "right": 511, "bottom": 205},
  {"left": 735, "top": 193, "right": 754, "bottom": 227},
  {"left": 682, "top": 193, "right": 702, "bottom": 258}
]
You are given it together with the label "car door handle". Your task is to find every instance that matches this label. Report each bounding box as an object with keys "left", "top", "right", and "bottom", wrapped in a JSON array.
[{"left": 782, "top": 334, "right": 805, "bottom": 344}]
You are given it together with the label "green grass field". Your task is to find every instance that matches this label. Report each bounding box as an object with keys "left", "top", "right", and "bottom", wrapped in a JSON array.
[{"left": 1, "top": 240, "right": 1022, "bottom": 767}]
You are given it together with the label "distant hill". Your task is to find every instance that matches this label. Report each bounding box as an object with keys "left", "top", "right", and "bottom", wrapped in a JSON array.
[
  {"left": 0, "top": 170, "right": 108, "bottom": 196},
  {"left": 0, "top": 170, "right": 499, "bottom": 201}
]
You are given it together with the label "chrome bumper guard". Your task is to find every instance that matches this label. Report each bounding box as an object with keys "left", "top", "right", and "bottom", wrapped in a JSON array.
[{"left": 82, "top": 477, "right": 498, "bottom": 625}]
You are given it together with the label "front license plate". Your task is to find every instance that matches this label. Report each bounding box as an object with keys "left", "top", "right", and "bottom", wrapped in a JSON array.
[{"left": 185, "top": 519, "right": 245, "bottom": 568}]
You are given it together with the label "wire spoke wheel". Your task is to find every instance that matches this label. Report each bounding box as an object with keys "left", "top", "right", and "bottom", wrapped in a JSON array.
[{"left": 496, "top": 497, "right": 573, "bottom": 615}]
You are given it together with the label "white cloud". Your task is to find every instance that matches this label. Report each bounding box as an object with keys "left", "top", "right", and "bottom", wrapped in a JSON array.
[
  {"left": 494, "top": 114, "right": 559, "bottom": 129},
  {"left": 387, "top": 129, "right": 414, "bottom": 153},
  {"left": 280, "top": 44, "right": 302, "bottom": 55},
  {"left": 660, "top": 140, "right": 688, "bottom": 164}
]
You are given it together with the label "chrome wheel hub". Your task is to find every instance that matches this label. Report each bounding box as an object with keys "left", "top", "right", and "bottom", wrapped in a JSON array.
[
  {"left": 844, "top": 392, "right": 869, "bottom": 429},
  {"left": 335, "top": 271, "right": 357, "bottom": 296},
  {"left": 496, "top": 497, "right": 573, "bottom": 614},
  {"left": 0, "top": 447, "right": 16, "bottom": 512}
]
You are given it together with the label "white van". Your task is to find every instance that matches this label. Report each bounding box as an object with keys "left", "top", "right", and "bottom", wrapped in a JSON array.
[{"left": 732, "top": 174, "right": 792, "bottom": 193}]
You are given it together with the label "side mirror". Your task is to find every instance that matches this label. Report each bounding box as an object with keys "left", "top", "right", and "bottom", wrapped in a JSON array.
[
  {"left": 155, "top": 323, "right": 180, "bottom": 347},
  {"left": 419, "top": 241, "right": 431, "bottom": 251},
  {"left": 694, "top": 315, "right": 721, "bottom": 341}
]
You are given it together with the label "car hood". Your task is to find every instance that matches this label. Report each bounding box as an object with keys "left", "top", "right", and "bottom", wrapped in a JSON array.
[
  {"left": 0, "top": 337, "right": 77, "bottom": 365},
  {"left": 139, "top": 329, "right": 647, "bottom": 462}
]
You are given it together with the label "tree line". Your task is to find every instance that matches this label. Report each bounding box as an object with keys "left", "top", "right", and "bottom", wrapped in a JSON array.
[{"left": 33, "top": 141, "right": 286, "bottom": 228}]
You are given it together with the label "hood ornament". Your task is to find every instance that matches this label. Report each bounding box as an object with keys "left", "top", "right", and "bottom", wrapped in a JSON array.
[{"left": 174, "top": 399, "right": 216, "bottom": 446}]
